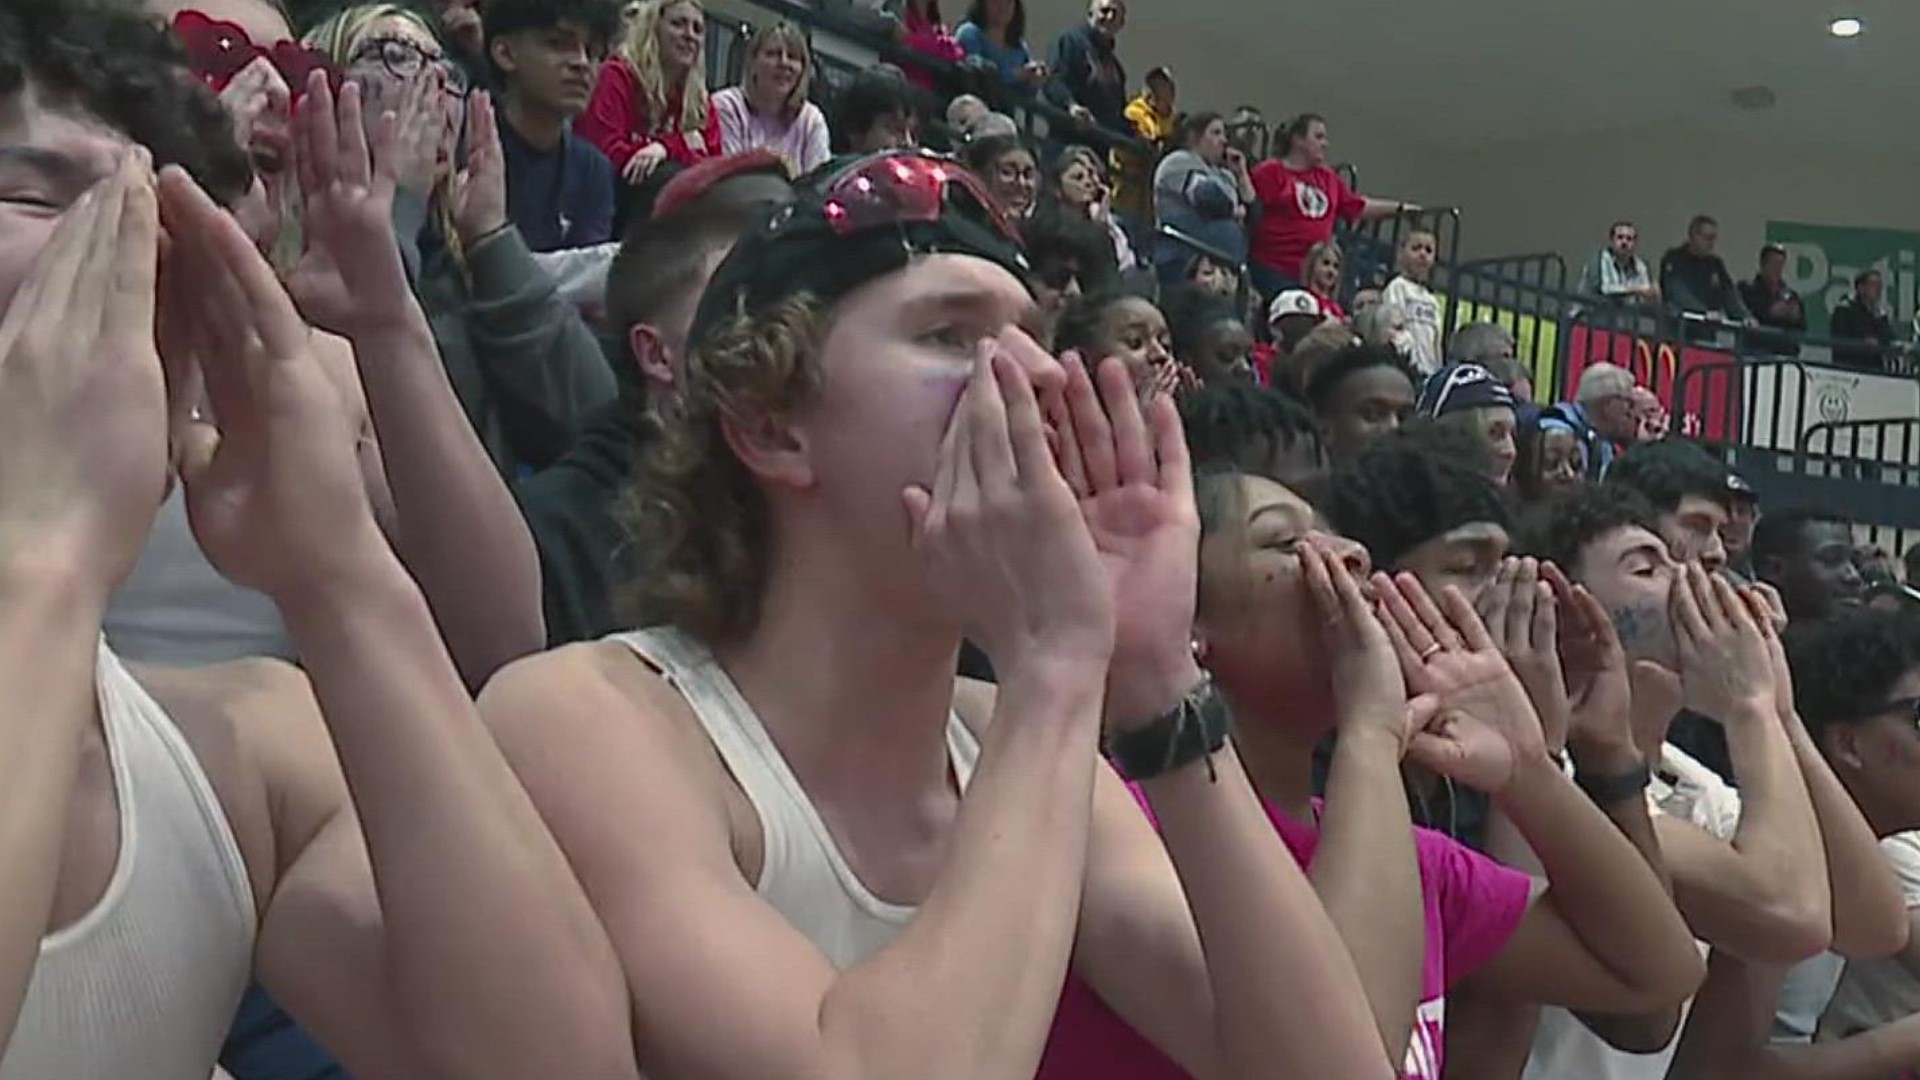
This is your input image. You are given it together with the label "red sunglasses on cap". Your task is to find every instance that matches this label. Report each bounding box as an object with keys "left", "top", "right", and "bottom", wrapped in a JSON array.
[
  {"left": 814, "top": 149, "right": 1021, "bottom": 245},
  {"left": 172, "top": 10, "right": 341, "bottom": 103}
]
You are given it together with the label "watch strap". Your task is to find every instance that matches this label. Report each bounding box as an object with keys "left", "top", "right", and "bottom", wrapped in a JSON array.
[
  {"left": 1574, "top": 762, "right": 1653, "bottom": 805},
  {"left": 1104, "top": 676, "right": 1232, "bottom": 782}
]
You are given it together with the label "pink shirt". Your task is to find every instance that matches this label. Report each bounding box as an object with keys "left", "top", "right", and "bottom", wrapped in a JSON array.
[
  {"left": 1038, "top": 793, "right": 1533, "bottom": 1080},
  {"left": 711, "top": 87, "right": 831, "bottom": 175}
]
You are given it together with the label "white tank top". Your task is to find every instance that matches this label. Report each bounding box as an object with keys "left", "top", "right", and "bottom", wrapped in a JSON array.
[
  {"left": 614, "top": 627, "right": 979, "bottom": 969},
  {"left": 0, "top": 645, "right": 257, "bottom": 1080}
]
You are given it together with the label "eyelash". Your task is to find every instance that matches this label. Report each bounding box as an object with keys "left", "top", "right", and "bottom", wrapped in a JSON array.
[{"left": 919, "top": 326, "right": 977, "bottom": 352}]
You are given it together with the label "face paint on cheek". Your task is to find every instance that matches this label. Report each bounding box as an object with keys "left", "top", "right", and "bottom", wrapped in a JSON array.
[
  {"left": 1610, "top": 605, "right": 1646, "bottom": 648},
  {"left": 1611, "top": 598, "right": 1675, "bottom": 664}
]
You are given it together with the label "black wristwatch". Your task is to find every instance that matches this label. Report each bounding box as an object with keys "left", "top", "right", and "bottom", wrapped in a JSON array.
[
  {"left": 1574, "top": 763, "right": 1653, "bottom": 805},
  {"left": 1104, "top": 676, "right": 1233, "bottom": 782}
]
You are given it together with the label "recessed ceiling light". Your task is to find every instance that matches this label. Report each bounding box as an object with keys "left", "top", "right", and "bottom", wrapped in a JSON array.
[{"left": 1829, "top": 16, "right": 1864, "bottom": 37}]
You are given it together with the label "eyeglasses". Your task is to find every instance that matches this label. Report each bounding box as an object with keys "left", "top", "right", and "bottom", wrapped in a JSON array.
[
  {"left": 350, "top": 35, "right": 468, "bottom": 96},
  {"left": 173, "top": 10, "right": 340, "bottom": 104},
  {"left": 813, "top": 149, "right": 1020, "bottom": 245}
]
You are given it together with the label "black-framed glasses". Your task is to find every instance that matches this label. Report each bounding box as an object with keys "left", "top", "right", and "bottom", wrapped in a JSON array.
[{"left": 350, "top": 35, "right": 468, "bottom": 95}]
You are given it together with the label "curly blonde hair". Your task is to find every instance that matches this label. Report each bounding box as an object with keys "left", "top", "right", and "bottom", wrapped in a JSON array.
[
  {"left": 618, "top": 293, "right": 829, "bottom": 641},
  {"left": 618, "top": 0, "right": 710, "bottom": 138}
]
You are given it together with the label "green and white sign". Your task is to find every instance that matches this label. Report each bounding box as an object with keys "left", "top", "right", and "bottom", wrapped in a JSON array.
[{"left": 1765, "top": 222, "right": 1919, "bottom": 338}]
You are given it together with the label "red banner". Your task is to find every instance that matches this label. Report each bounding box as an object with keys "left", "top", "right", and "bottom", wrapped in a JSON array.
[{"left": 1563, "top": 326, "right": 1740, "bottom": 442}]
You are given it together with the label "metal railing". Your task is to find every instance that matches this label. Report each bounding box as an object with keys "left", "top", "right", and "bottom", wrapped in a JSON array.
[
  {"left": 1444, "top": 252, "right": 1569, "bottom": 357},
  {"left": 1334, "top": 206, "right": 1463, "bottom": 301},
  {"left": 712, "top": 0, "right": 1150, "bottom": 156}
]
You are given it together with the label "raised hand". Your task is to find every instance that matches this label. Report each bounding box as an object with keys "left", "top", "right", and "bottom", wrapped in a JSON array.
[
  {"left": 0, "top": 151, "right": 166, "bottom": 596},
  {"left": 1476, "top": 557, "right": 1570, "bottom": 752},
  {"left": 1670, "top": 563, "right": 1775, "bottom": 723},
  {"left": 1300, "top": 542, "right": 1427, "bottom": 750},
  {"left": 157, "top": 166, "right": 386, "bottom": 603},
  {"left": 1048, "top": 355, "right": 1202, "bottom": 728},
  {"left": 1541, "top": 562, "right": 1635, "bottom": 758},
  {"left": 1739, "top": 583, "right": 1796, "bottom": 721},
  {"left": 448, "top": 91, "right": 509, "bottom": 245},
  {"left": 221, "top": 56, "right": 294, "bottom": 176},
  {"left": 1380, "top": 573, "right": 1547, "bottom": 794},
  {"left": 285, "top": 73, "right": 413, "bottom": 335},
  {"left": 903, "top": 346, "right": 1114, "bottom": 684}
]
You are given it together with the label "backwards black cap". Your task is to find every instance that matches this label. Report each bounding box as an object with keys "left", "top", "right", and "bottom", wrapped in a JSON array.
[{"left": 687, "top": 150, "right": 1031, "bottom": 351}]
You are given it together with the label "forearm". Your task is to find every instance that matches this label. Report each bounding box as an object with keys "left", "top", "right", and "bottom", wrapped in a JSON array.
[
  {"left": 1745, "top": 1016, "right": 1920, "bottom": 1080},
  {"left": 1562, "top": 741, "right": 1691, "bottom": 1049},
  {"left": 0, "top": 570, "right": 104, "bottom": 1050},
  {"left": 275, "top": 557, "right": 628, "bottom": 1080},
  {"left": 1360, "top": 197, "right": 1404, "bottom": 221},
  {"left": 351, "top": 313, "right": 545, "bottom": 688},
  {"left": 1721, "top": 705, "right": 1830, "bottom": 933},
  {"left": 462, "top": 228, "right": 617, "bottom": 463},
  {"left": 1669, "top": 950, "right": 1920, "bottom": 1080},
  {"left": 1145, "top": 744, "right": 1396, "bottom": 1080},
  {"left": 1784, "top": 709, "right": 1907, "bottom": 958},
  {"left": 1310, "top": 726, "right": 1424, "bottom": 1059},
  {"left": 820, "top": 665, "right": 1106, "bottom": 1080},
  {"left": 1498, "top": 753, "right": 1702, "bottom": 1006}
]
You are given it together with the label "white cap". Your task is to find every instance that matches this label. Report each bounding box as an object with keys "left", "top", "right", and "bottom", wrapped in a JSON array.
[{"left": 1268, "top": 289, "right": 1323, "bottom": 325}]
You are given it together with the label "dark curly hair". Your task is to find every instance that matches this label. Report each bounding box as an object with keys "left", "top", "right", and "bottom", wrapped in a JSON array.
[
  {"left": 1022, "top": 202, "right": 1116, "bottom": 294},
  {"left": 1515, "top": 482, "right": 1661, "bottom": 580},
  {"left": 1786, "top": 607, "right": 1920, "bottom": 742},
  {"left": 1750, "top": 507, "right": 1849, "bottom": 568},
  {"left": 1160, "top": 283, "right": 1237, "bottom": 363},
  {"left": 1303, "top": 343, "right": 1418, "bottom": 416},
  {"left": 1322, "top": 424, "right": 1510, "bottom": 570},
  {"left": 1052, "top": 286, "right": 1156, "bottom": 359},
  {"left": 1604, "top": 438, "right": 1731, "bottom": 516},
  {"left": 1179, "top": 382, "right": 1319, "bottom": 478},
  {"left": 0, "top": 0, "right": 253, "bottom": 206},
  {"left": 483, "top": 0, "right": 623, "bottom": 73}
]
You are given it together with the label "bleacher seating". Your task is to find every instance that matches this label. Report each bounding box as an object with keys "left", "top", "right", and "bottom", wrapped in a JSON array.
[{"left": 710, "top": 0, "right": 1919, "bottom": 554}]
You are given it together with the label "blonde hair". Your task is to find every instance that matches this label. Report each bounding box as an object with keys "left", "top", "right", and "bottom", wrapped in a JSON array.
[
  {"left": 744, "top": 20, "right": 811, "bottom": 120},
  {"left": 619, "top": 294, "right": 829, "bottom": 641},
  {"left": 302, "top": 3, "right": 423, "bottom": 68},
  {"left": 619, "top": 0, "right": 711, "bottom": 136},
  {"left": 303, "top": 5, "right": 468, "bottom": 273},
  {"left": 1304, "top": 239, "right": 1343, "bottom": 285}
]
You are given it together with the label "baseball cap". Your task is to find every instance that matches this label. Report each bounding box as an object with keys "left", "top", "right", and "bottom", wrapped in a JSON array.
[
  {"left": 653, "top": 150, "right": 791, "bottom": 220},
  {"left": 1267, "top": 289, "right": 1322, "bottom": 325},
  {"left": 688, "top": 150, "right": 1031, "bottom": 351},
  {"left": 1416, "top": 363, "right": 1516, "bottom": 418}
]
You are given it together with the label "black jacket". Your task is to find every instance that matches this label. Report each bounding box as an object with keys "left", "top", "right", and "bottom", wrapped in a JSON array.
[
  {"left": 1739, "top": 276, "right": 1806, "bottom": 355},
  {"left": 1829, "top": 295, "right": 1897, "bottom": 370},
  {"left": 1043, "top": 23, "right": 1128, "bottom": 133},
  {"left": 1660, "top": 246, "right": 1749, "bottom": 321}
]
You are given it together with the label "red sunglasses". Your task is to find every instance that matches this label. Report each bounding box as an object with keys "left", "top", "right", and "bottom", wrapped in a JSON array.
[
  {"left": 815, "top": 149, "right": 1021, "bottom": 245},
  {"left": 172, "top": 10, "right": 341, "bottom": 103}
]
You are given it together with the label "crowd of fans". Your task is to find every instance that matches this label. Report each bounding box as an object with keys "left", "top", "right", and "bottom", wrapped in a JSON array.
[{"left": 9, "top": 1, "right": 1920, "bottom": 1080}]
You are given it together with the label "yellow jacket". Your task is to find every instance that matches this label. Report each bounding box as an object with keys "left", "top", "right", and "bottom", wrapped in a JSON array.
[
  {"left": 1124, "top": 92, "right": 1176, "bottom": 144},
  {"left": 1115, "top": 92, "right": 1174, "bottom": 216}
]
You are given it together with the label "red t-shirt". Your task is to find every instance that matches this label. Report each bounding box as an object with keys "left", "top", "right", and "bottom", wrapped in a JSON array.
[
  {"left": 1249, "top": 160, "right": 1367, "bottom": 280},
  {"left": 575, "top": 58, "right": 721, "bottom": 173}
]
